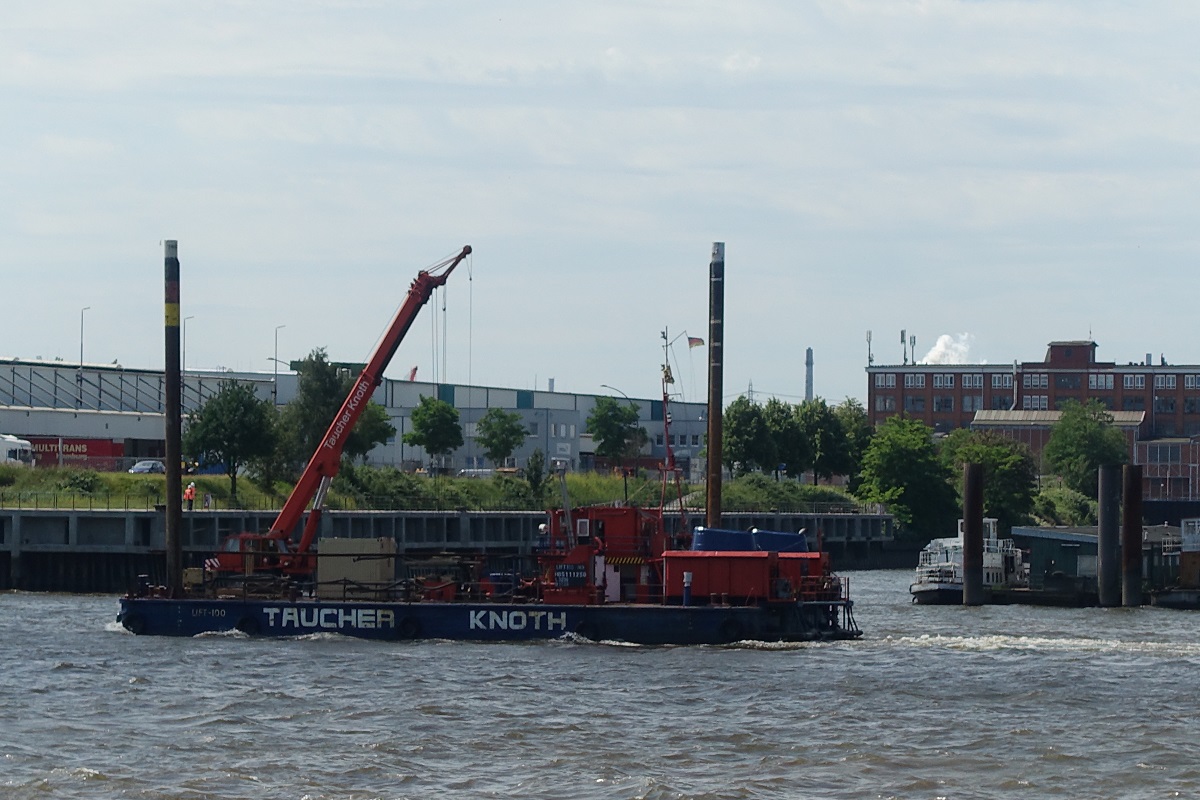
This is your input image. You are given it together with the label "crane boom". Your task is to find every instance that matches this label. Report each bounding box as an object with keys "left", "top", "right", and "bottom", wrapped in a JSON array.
[{"left": 266, "top": 245, "right": 471, "bottom": 573}]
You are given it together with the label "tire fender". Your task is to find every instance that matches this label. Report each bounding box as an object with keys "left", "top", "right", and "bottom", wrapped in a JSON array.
[{"left": 396, "top": 616, "right": 421, "bottom": 640}]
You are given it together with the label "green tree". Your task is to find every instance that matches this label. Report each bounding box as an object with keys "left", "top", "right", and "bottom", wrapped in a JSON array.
[
  {"left": 1043, "top": 399, "right": 1128, "bottom": 497},
  {"left": 834, "top": 397, "right": 874, "bottom": 492},
  {"left": 475, "top": 408, "right": 528, "bottom": 467},
  {"left": 723, "top": 396, "right": 774, "bottom": 476},
  {"left": 587, "top": 396, "right": 645, "bottom": 465},
  {"left": 939, "top": 429, "right": 1038, "bottom": 532},
  {"left": 279, "top": 348, "right": 395, "bottom": 464},
  {"left": 763, "top": 397, "right": 810, "bottom": 478},
  {"left": 403, "top": 395, "right": 464, "bottom": 468},
  {"left": 526, "top": 448, "right": 547, "bottom": 497},
  {"left": 857, "top": 416, "right": 958, "bottom": 541},
  {"left": 183, "top": 381, "right": 278, "bottom": 501},
  {"left": 797, "top": 398, "right": 851, "bottom": 485}
]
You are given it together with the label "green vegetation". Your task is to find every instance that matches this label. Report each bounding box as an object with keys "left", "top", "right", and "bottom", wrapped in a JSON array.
[
  {"left": 474, "top": 408, "right": 528, "bottom": 467},
  {"left": 0, "top": 468, "right": 275, "bottom": 510},
  {"left": 403, "top": 395, "right": 464, "bottom": 469},
  {"left": 280, "top": 349, "right": 396, "bottom": 463},
  {"left": 939, "top": 429, "right": 1038, "bottom": 534},
  {"left": 723, "top": 396, "right": 773, "bottom": 476},
  {"left": 586, "top": 396, "right": 647, "bottom": 466},
  {"left": 183, "top": 380, "right": 278, "bottom": 501},
  {"left": 1033, "top": 484, "right": 1097, "bottom": 526},
  {"left": 722, "top": 473, "right": 860, "bottom": 513},
  {"left": 0, "top": 464, "right": 867, "bottom": 516},
  {"left": 857, "top": 416, "right": 959, "bottom": 541},
  {"left": 1043, "top": 399, "right": 1128, "bottom": 497}
]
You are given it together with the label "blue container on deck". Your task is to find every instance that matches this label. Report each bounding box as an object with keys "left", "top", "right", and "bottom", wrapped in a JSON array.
[
  {"left": 691, "top": 527, "right": 756, "bottom": 551},
  {"left": 749, "top": 528, "right": 809, "bottom": 553},
  {"left": 488, "top": 572, "right": 515, "bottom": 597}
]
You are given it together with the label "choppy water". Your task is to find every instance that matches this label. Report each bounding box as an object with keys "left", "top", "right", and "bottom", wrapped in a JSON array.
[{"left": 3, "top": 570, "right": 1200, "bottom": 799}]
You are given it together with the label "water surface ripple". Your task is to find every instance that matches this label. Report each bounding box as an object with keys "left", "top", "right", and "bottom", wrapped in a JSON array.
[{"left": 3, "top": 571, "right": 1198, "bottom": 799}]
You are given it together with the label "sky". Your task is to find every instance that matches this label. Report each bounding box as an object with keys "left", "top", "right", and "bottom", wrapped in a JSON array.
[{"left": 4, "top": 1, "right": 1200, "bottom": 409}]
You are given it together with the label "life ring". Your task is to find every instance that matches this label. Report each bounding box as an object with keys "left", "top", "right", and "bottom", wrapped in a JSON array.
[
  {"left": 235, "top": 615, "right": 259, "bottom": 636},
  {"left": 719, "top": 619, "right": 745, "bottom": 643},
  {"left": 396, "top": 616, "right": 421, "bottom": 640},
  {"left": 123, "top": 613, "right": 146, "bottom": 635}
]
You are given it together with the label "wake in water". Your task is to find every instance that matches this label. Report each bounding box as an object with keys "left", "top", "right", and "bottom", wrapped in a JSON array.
[{"left": 894, "top": 632, "right": 1200, "bottom": 657}]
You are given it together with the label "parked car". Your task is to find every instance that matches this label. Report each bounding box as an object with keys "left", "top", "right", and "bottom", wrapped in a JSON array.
[{"left": 128, "top": 460, "right": 166, "bottom": 474}]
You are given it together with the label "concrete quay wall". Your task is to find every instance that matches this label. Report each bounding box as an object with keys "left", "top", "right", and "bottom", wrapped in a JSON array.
[{"left": 0, "top": 508, "right": 894, "bottom": 592}]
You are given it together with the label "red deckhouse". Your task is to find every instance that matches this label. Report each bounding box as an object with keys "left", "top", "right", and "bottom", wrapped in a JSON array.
[{"left": 866, "top": 340, "right": 1200, "bottom": 501}]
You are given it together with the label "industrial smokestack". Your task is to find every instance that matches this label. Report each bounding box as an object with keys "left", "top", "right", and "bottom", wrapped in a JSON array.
[
  {"left": 805, "top": 348, "right": 814, "bottom": 402},
  {"left": 705, "top": 242, "right": 725, "bottom": 528}
]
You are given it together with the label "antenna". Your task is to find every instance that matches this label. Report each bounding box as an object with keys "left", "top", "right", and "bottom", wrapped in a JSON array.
[
  {"left": 866, "top": 330, "right": 873, "bottom": 366},
  {"left": 901, "top": 329, "right": 907, "bottom": 365},
  {"left": 909, "top": 335, "right": 917, "bottom": 365}
]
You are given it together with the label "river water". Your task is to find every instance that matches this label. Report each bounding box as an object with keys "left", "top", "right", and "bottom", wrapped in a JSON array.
[{"left": 3, "top": 570, "right": 1199, "bottom": 799}]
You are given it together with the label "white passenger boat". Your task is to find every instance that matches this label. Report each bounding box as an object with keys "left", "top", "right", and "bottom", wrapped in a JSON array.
[{"left": 910, "top": 518, "right": 1029, "bottom": 604}]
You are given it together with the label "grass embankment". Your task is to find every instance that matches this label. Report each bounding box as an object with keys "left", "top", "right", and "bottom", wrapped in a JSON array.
[{"left": 0, "top": 464, "right": 861, "bottom": 513}]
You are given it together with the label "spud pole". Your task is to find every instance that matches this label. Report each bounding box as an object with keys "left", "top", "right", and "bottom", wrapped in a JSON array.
[{"left": 164, "top": 240, "right": 183, "bottom": 596}]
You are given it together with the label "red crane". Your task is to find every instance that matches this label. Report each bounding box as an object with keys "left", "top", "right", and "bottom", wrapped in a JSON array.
[{"left": 213, "top": 245, "right": 471, "bottom": 578}]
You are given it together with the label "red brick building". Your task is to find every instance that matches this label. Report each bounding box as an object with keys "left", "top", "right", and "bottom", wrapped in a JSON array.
[{"left": 866, "top": 340, "right": 1200, "bottom": 500}]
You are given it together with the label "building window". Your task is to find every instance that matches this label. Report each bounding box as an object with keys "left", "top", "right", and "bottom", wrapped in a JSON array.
[
  {"left": 933, "top": 374, "right": 955, "bottom": 389},
  {"left": 656, "top": 434, "right": 664, "bottom": 446},
  {"left": 874, "top": 373, "right": 896, "bottom": 388},
  {"left": 1122, "top": 396, "right": 1145, "bottom": 411},
  {"left": 962, "top": 374, "right": 984, "bottom": 389},
  {"left": 1022, "top": 395, "right": 1049, "bottom": 410},
  {"left": 1154, "top": 375, "right": 1177, "bottom": 389},
  {"left": 992, "top": 374, "right": 1013, "bottom": 388},
  {"left": 904, "top": 374, "right": 925, "bottom": 388},
  {"left": 875, "top": 395, "right": 896, "bottom": 411},
  {"left": 1185, "top": 374, "right": 1200, "bottom": 390},
  {"left": 1155, "top": 397, "right": 1176, "bottom": 413},
  {"left": 1055, "top": 374, "right": 1081, "bottom": 389},
  {"left": 692, "top": 434, "right": 701, "bottom": 446},
  {"left": 933, "top": 395, "right": 955, "bottom": 412},
  {"left": 904, "top": 396, "right": 926, "bottom": 412},
  {"left": 528, "top": 422, "right": 539, "bottom": 435},
  {"left": 1186, "top": 398, "right": 1200, "bottom": 414},
  {"left": 1089, "top": 374, "right": 1114, "bottom": 390},
  {"left": 1124, "top": 374, "right": 1145, "bottom": 389},
  {"left": 991, "top": 395, "right": 1011, "bottom": 410},
  {"left": 963, "top": 395, "right": 984, "bottom": 412}
]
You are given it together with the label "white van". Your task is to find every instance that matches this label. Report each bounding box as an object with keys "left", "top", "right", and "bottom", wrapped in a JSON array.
[{"left": 1, "top": 434, "right": 34, "bottom": 467}]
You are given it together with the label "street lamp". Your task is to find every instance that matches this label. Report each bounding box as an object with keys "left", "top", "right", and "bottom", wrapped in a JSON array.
[
  {"left": 182, "top": 315, "right": 195, "bottom": 375},
  {"left": 79, "top": 306, "right": 91, "bottom": 367},
  {"left": 273, "top": 324, "right": 286, "bottom": 405},
  {"left": 78, "top": 306, "right": 91, "bottom": 408},
  {"left": 600, "top": 384, "right": 636, "bottom": 502}
]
